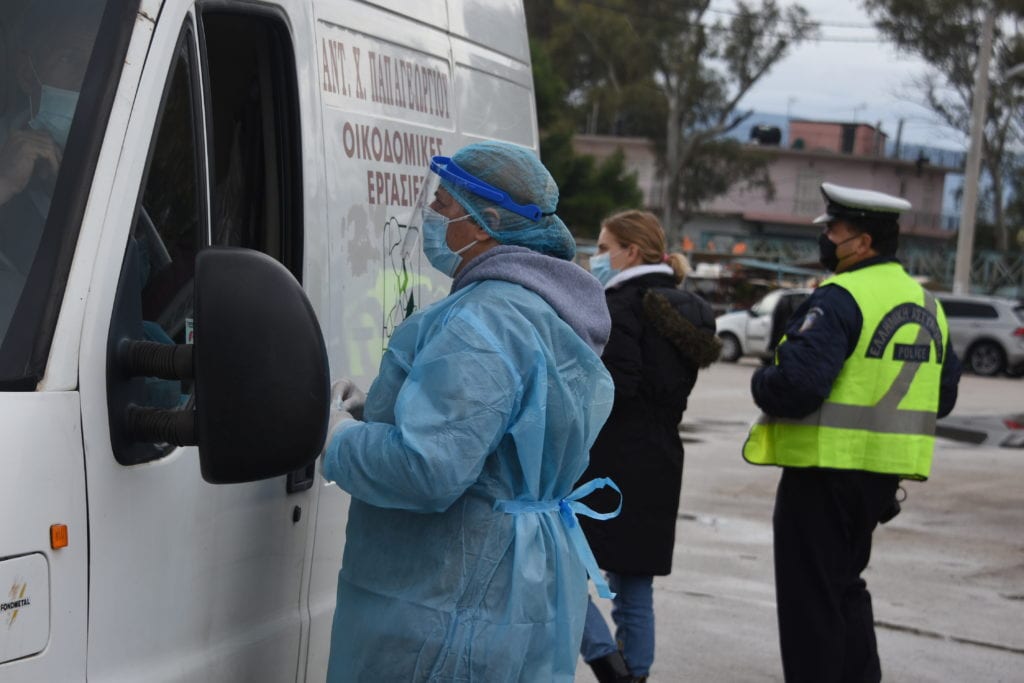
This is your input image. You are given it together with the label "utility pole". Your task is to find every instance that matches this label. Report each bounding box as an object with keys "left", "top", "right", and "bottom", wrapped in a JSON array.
[{"left": 953, "top": 6, "right": 995, "bottom": 295}]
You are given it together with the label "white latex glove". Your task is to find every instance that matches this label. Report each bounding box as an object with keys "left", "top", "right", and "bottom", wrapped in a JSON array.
[
  {"left": 322, "top": 378, "right": 366, "bottom": 454},
  {"left": 331, "top": 378, "right": 366, "bottom": 421}
]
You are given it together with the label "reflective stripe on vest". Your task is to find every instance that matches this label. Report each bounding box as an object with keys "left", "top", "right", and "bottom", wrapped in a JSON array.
[{"left": 743, "top": 264, "right": 947, "bottom": 480}]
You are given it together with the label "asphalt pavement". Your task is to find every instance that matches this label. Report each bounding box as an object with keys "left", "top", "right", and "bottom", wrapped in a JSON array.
[{"left": 575, "top": 361, "right": 1024, "bottom": 682}]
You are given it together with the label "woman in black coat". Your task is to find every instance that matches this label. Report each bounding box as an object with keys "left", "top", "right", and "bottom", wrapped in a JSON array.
[{"left": 580, "top": 210, "right": 721, "bottom": 683}]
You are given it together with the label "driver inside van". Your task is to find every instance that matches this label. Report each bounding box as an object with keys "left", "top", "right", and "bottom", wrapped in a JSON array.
[{"left": 0, "top": 0, "right": 98, "bottom": 275}]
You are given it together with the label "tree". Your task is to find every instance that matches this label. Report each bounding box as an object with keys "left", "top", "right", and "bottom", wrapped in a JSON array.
[
  {"left": 525, "top": 0, "right": 816, "bottom": 240},
  {"left": 529, "top": 39, "right": 645, "bottom": 238},
  {"left": 863, "top": 0, "right": 1024, "bottom": 251},
  {"left": 1004, "top": 154, "right": 1024, "bottom": 252}
]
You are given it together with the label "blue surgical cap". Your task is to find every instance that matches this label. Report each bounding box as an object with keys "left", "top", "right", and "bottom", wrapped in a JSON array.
[{"left": 439, "top": 141, "right": 576, "bottom": 261}]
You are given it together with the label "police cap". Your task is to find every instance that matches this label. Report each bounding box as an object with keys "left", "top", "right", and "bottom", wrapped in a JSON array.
[{"left": 812, "top": 182, "right": 912, "bottom": 226}]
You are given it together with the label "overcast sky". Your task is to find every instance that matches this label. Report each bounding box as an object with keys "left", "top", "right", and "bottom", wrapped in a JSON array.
[{"left": 734, "top": 0, "right": 966, "bottom": 150}]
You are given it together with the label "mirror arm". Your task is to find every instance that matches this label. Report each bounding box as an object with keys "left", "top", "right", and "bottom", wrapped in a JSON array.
[
  {"left": 118, "top": 339, "right": 194, "bottom": 380},
  {"left": 115, "top": 340, "right": 197, "bottom": 447},
  {"left": 125, "top": 404, "right": 197, "bottom": 446}
]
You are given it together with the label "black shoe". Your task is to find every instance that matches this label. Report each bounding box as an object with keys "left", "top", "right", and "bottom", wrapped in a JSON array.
[{"left": 588, "top": 651, "right": 634, "bottom": 683}]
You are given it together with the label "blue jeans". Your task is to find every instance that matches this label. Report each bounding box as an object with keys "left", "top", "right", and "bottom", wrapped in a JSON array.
[{"left": 580, "top": 573, "right": 655, "bottom": 677}]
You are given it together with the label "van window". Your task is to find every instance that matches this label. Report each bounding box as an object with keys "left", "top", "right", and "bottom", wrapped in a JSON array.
[
  {"left": 126, "top": 26, "right": 205, "bottom": 411},
  {"left": 127, "top": 9, "right": 303, "bottom": 357},
  {"left": 109, "top": 11, "right": 302, "bottom": 461},
  {"left": 203, "top": 10, "right": 303, "bottom": 280}
]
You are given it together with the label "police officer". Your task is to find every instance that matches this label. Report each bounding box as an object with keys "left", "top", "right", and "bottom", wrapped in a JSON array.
[{"left": 744, "top": 182, "right": 961, "bottom": 682}]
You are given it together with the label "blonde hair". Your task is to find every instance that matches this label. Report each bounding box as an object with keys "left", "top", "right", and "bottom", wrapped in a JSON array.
[{"left": 601, "top": 210, "right": 690, "bottom": 284}]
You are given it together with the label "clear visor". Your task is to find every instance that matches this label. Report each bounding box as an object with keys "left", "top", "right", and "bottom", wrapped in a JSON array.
[
  {"left": 402, "top": 169, "right": 444, "bottom": 259},
  {"left": 430, "top": 156, "right": 545, "bottom": 222}
]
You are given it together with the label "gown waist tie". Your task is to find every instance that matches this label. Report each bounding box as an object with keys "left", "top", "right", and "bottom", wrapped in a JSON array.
[{"left": 493, "top": 477, "right": 622, "bottom": 599}]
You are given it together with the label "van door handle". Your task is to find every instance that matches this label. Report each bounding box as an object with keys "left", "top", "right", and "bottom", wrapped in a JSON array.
[{"left": 286, "top": 462, "right": 316, "bottom": 493}]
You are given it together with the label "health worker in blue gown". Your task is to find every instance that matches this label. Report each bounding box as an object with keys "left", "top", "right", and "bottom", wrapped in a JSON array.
[{"left": 321, "top": 140, "right": 620, "bottom": 682}]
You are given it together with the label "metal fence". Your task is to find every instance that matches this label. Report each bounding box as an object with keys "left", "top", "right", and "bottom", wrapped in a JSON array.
[{"left": 902, "top": 247, "right": 1024, "bottom": 297}]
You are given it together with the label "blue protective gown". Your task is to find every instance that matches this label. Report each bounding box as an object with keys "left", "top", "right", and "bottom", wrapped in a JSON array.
[{"left": 322, "top": 268, "right": 614, "bottom": 681}]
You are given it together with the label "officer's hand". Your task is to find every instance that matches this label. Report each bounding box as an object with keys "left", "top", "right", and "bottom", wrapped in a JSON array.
[
  {"left": 331, "top": 378, "right": 366, "bottom": 421},
  {"left": 0, "top": 129, "right": 62, "bottom": 206}
]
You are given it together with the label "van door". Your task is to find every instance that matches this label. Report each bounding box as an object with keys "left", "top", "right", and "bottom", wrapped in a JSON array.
[{"left": 77, "top": 4, "right": 312, "bottom": 680}]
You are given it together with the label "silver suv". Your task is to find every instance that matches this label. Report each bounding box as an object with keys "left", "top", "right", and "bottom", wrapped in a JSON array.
[{"left": 936, "top": 294, "right": 1024, "bottom": 376}]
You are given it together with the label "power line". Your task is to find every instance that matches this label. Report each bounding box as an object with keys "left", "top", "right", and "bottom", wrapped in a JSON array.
[
  {"left": 571, "top": 0, "right": 891, "bottom": 44},
  {"left": 707, "top": 6, "right": 877, "bottom": 30},
  {"left": 706, "top": 5, "right": 887, "bottom": 42},
  {"left": 807, "top": 36, "right": 886, "bottom": 44}
]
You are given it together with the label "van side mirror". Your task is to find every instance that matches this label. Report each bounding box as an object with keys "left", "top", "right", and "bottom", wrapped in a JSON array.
[{"left": 107, "top": 246, "right": 329, "bottom": 484}]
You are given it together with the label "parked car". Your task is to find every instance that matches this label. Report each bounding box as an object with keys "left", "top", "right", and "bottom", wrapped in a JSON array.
[
  {"left": 936, "top": 293, "right": 1024, "bottom": 376},
  {"left": 716, "top": 288, "right": 812, "bottom": 362}
]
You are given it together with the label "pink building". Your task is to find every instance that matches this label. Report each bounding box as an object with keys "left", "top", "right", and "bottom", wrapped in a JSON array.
[
  {"left": 788, "top": 120, "right": 887, "bottom": 157},
  {"left": 572, "top": 125, "right": 955, "bottom": 246},
  {"left": 700, "top": 146, "right": 950, "bottom": 236}
]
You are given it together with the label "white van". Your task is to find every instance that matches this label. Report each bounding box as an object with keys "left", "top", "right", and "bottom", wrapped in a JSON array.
[{"left": 0, "top": 0, "right": 538, "bottom": 680}]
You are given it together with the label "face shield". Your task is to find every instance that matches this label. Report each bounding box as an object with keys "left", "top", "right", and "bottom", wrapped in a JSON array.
[
  {"left": 406, "top": 163, "right": 440, "bottom": 240},
  {"left": 405, "top": 152, "right": 574, "bottom": 271},
  {"left": 406, "top": 155, "right": 548, "bottom": 239},
  {"left": 398, "top": 168, "right": 438, "bottom": 263},
  {"left": 429, "top": 155, "right": 546, "bottom": 223}
]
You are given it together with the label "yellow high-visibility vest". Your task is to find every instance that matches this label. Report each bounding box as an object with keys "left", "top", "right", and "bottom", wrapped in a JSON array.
[{"left": 743, "top": 262, "right": 948, "bottom": 480}]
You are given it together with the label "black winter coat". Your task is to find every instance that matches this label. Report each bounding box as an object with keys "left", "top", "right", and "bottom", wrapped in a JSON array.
[{"left": 578, "top": 271, "right": 720, "bottom": 576}]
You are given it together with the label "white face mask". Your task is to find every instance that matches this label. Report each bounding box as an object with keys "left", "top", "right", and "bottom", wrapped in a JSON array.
[
  {"left": 421, "top": 206, "right": 475, "bottom": 277},
  {"left": 28, "top": 60, "right": 80, "bottom": 148},
  {"left": 589, "top": 249, "right": 623, "bottom": 285}
]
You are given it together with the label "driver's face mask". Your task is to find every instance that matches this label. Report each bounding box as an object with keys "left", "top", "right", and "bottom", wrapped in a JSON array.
[{"left": 28, "top": 59, "right": 79, "bottom": 148}]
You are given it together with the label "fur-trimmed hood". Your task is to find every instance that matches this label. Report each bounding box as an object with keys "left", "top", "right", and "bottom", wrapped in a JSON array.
[{"left": 642, "top": 288, "right": 722, "bottom": 367}]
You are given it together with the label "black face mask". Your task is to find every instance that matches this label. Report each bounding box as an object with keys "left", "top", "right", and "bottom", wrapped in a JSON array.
[{"left": 817, "top": 233, "right": 859, "bottom": 272}]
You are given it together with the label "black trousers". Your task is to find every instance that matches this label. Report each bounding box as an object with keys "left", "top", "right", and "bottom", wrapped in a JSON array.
[{"left": 772, "top": 467, "right": 899, "bottom": 683}]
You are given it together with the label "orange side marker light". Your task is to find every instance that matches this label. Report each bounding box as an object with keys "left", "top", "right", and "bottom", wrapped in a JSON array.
[{"left": 50, "top": 524, "right": 69, "bottom": 549}]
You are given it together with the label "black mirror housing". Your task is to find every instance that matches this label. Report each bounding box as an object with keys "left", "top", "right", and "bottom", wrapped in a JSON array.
[
  {"left": 193, "top": 247, "right": 329, "bottom": 483},
  {"left": 108, "top": 245, "right": 329, "bottom": 483}
]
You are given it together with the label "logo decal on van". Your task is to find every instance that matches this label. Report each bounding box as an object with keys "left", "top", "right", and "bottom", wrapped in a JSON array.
[
  {"left": 2, "top": 580, "right": 30, "bottom": 627},
  {"left": 319, "top": 26, "right": 452, "bottom": 122}
]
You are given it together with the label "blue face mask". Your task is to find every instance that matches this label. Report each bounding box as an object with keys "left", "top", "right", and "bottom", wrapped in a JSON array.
[
  {"left": 422, "top": 206, "right": 476, "bottom": 277},
  {"left": 589, "top": 250, "right": 622, "bottom": 286},
  {"left": 28, "top": 61, "right": 80, "bottom": 149}
]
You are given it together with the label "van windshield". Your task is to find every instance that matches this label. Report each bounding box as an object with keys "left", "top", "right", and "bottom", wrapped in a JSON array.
[{"left": 0, "top": 0, "right": 124, "bottom": 387}]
